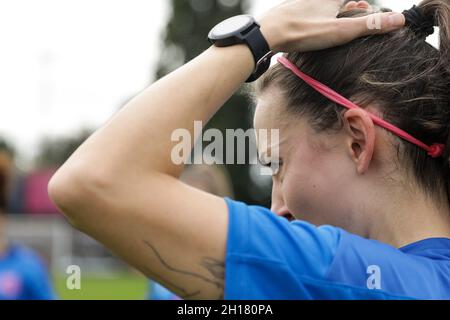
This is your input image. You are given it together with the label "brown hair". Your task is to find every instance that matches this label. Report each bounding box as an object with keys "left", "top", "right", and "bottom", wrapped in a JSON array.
[{"left": 256, "top": 0, "right": 450, "bottom": 205}]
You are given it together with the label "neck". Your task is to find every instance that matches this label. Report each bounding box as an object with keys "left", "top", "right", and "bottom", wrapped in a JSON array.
[{"left": 362, "top": 186, "right": 450, "bottom": 248}]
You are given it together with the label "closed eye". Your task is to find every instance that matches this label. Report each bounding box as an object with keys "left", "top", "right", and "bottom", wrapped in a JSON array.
[
  {"left": 258, "top": 159, "right": 283, "bottom": 169},
  {"left": 257, "top": 152, "right": 283, "bottom": 168},
  {"left": 258, "top": 160, "right": 272, "bottom": 168}
]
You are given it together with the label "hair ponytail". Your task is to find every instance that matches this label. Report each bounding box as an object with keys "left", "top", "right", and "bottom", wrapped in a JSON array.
[
  {"left": 418, "top": 1, "right": 450, "bottom": 202},
  {"left": 419, "top": 0, "right": 450, "bottom": 65}
]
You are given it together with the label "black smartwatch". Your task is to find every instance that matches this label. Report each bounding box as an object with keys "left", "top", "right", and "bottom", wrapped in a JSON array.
[{"left": 208, "top": 15, "right": 273, "bottom": 83}]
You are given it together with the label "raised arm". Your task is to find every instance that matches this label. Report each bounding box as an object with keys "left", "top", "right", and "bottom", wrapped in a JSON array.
[{"left": 48, "top": 0, "right": 405, "bottom": 299}]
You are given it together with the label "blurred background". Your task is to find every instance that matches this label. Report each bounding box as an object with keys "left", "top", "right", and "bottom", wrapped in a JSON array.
[{"left": 0, "top": 0, "right": 437, "bottom": 299}]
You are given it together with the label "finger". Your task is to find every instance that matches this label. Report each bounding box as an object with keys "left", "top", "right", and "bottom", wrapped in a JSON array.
[
  {"left": 344, "top": 1, "right": 358, "bottom": 11},
  {"left": 356, "top": 1, "right": 371, "bottom": 9},
  {"left": 336, "top": 12, "right": 405, "bottom": 41},
  {"left": 343, "top": 1, "right": 373, "bottom": 14},
  {"left": 363, "top": 12, "right": 405, "bottom": 34}
]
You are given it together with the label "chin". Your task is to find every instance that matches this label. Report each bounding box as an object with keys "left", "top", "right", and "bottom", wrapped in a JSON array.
[{"left": 293, "top": 212, "right": 329, "bottom": 226}]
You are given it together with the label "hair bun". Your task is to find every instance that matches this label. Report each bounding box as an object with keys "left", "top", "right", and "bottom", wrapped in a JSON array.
[{"left": 403, "top": 5, "right": 436, "bottom": 38}]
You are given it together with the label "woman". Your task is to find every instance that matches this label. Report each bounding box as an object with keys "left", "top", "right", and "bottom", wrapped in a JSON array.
[
  {"left": 49, "top": 0, "right": 450, "bottom": 299},
  {"left": 0, "top": 143, "right": 55, "bottom": 300}
]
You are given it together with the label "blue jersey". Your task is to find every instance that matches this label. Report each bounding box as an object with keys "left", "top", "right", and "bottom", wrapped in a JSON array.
[
  {"left": 224, "top": 198, "right": 450, "bottom": 300},
  {"left": 0, "top": 243, "right": 56, "bottom": 300},
  {"left": 147, "top": 281, "right": 180, "bottom": 300}
]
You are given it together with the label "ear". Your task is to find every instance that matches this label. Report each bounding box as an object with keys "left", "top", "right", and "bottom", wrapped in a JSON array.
[{"left": 342, "top": 108, "right": 376, "bottom": 174}]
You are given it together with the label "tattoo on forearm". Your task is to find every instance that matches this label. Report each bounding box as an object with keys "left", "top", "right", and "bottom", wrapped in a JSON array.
[
  {"left": 142, "top": 266, "right": 201, "bottom": 299},
  {"left": 200, "top": 257, "right": 225, "bottom": 281},
  {"left": 142, "top": 240, "right": 225, "bottom": 299}
]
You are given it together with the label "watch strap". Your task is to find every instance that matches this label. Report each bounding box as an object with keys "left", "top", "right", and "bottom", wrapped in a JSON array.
[
  {"left": 244, "top": 25, "right": 271, "bottom": 68},
  {"left": 243, "top": 24, "right": 272, "bottom": 82}
]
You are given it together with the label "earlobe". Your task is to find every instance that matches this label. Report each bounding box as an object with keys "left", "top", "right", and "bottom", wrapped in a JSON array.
[{"left": 343, "top": 109, "right": 375, "bottom": 175}]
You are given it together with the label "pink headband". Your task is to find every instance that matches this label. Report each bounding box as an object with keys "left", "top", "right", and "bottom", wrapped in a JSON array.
[{"left": 277, "top": 56, "right": 445, "bottom": 158}]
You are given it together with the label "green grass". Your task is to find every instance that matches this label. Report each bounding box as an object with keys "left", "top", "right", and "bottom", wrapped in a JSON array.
[{"left": 54, "top": 273, "right": 148, "bottom": 300}]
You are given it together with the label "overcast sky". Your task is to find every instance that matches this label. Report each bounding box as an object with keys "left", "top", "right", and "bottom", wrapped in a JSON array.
[{"left": 0, "top": 0, "right": 430, "bottom": 163}]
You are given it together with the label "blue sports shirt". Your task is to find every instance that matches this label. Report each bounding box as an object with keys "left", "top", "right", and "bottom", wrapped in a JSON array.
[
  {"left": 148, "top": 281, "right": 180, "bottom": 300},
  {"left": 224, "top": 198, "right": 450, "bottom": 300},
  {"left": 0, "top": 243, "right": 56, "bottom": 300}
]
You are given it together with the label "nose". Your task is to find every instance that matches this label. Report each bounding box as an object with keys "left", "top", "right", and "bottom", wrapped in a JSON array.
[
  {"left": 271, "top": 180, "right": 294, "bottom": 221},
  {"left": 270, "top": 182, "right": 284, "bottom": 215}
]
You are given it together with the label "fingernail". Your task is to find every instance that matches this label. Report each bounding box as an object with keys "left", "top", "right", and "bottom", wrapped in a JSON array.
[{"left": 388, "top": 13, "right": 405, "bottom": 27}]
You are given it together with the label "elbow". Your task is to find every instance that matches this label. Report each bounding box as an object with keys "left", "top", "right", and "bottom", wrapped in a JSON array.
[
  {"left": 48, "top": 164, "right": 111, "bottom": 229},
  {"left": 48, "top": 169, "right": 78, "bottom": 227}
]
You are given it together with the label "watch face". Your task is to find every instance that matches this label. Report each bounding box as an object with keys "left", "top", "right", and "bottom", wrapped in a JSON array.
[{"left": 210, "top": 15, "right": 255, "bottom": 39}]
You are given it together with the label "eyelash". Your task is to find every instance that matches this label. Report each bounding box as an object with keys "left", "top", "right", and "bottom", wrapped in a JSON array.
[{"left": 259, "top": 159, "right": 283, "bottom": 168}]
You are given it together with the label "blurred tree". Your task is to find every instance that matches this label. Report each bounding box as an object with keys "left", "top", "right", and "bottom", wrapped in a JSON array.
[
  {"left": 0, "top": 139, "right": 15, "bottom": 159},
  {"left": 155, "top": 0, "right": 271, "bottom": 206}
]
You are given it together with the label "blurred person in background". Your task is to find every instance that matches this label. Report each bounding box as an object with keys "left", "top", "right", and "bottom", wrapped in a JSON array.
[
  {"left": 0, "top": 141, "right": 56, "bottom": 300},
  {"left": 148, "top": 164, "right": 233, "bottom": 300}
]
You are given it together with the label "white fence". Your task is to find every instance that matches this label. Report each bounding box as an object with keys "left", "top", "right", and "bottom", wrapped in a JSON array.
[{"left": 6, "top": 214, "right": 130, "bottom": 274}]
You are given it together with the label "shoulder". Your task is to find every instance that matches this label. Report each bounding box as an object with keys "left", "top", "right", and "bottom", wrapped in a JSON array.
[
  {"left": 7, "top": 243, "right": 48, "bottom": 270},
  {"left": 224, "top": 198, "right": 341, "bottom": 276},
  {"left": 223, "top": 198, "right": 450, "bottom": 299},
  {"left": 326, "top": 232, "right": 450, "bottom": 298}
]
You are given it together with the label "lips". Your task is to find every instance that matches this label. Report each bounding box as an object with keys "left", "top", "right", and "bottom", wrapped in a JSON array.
[{"left": 282, "top": 213, "right": 296, "bottom": 222}]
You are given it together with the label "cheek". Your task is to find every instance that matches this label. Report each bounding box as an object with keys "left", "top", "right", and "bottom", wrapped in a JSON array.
[
  {"left": 282, "top": 163, "right": 324, "bottom": 222},
  {"left": 281, "top": 151, "right": 345, "bottom": 224}
]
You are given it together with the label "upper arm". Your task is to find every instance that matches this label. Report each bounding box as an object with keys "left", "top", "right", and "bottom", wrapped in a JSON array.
[{"left": 50, "top": 172, "right": 228, "bottom": 300}]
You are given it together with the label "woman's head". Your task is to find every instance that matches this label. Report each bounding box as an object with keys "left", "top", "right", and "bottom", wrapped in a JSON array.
[{"left": 254, "top": 0, "right": 450, "bottom": 231}]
